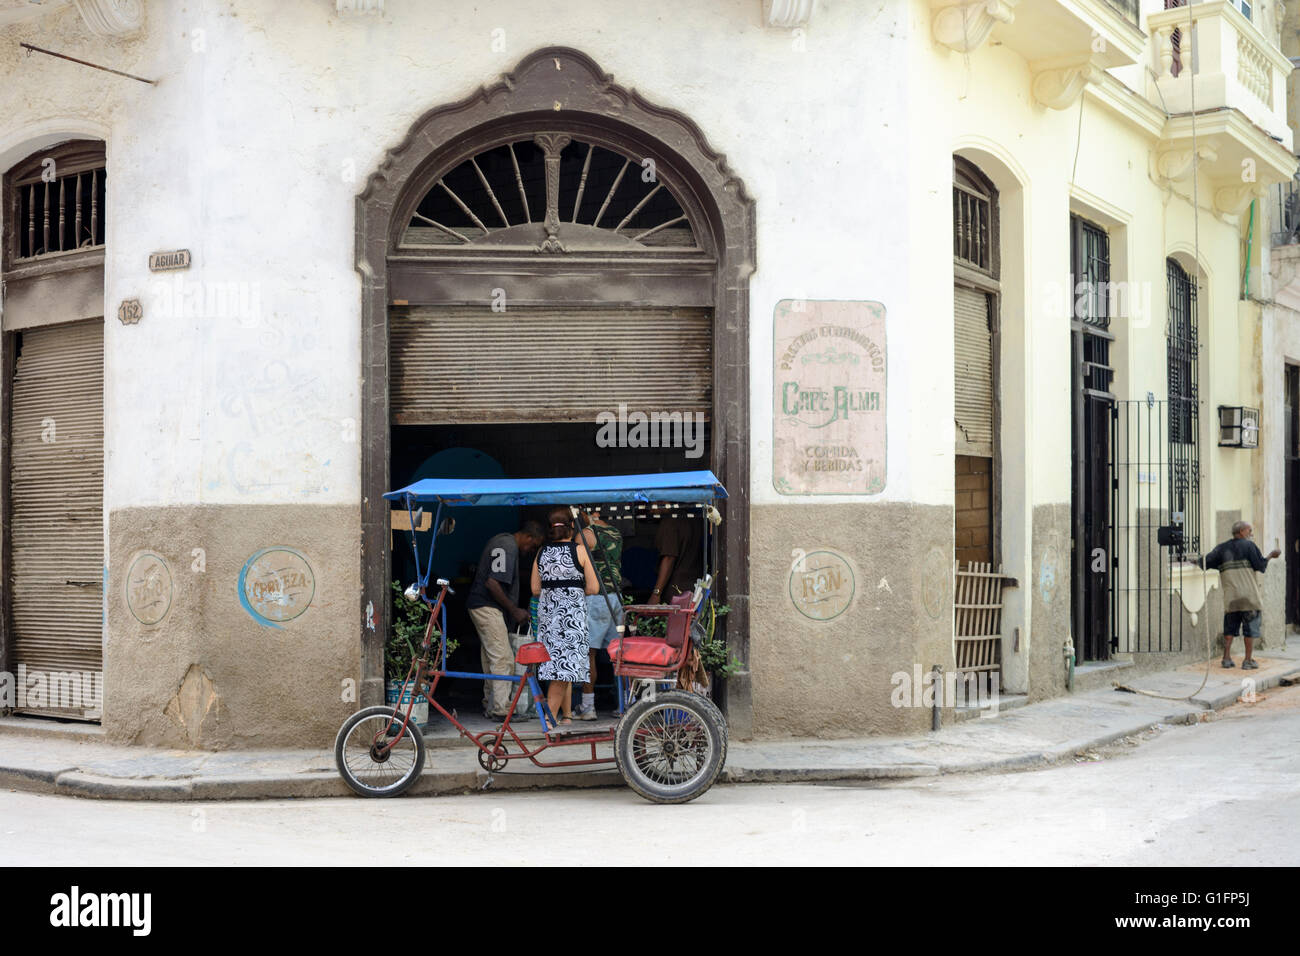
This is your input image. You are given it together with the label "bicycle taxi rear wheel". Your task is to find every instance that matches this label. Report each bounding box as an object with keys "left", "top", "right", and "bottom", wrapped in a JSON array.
[
  {"left": 614, "top": 690, "right": 727, "bottom": 804},
  {"left": 335, "top": 705, "right": 426, "bottom": 797}
]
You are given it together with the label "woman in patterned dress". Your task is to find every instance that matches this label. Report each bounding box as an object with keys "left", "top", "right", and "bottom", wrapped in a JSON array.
[{"left": 531, "top": 507, "right": 599, "bottom": 729}]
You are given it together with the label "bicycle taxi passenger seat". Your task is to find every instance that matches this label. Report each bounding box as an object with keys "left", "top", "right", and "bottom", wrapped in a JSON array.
[{"left": 608, "top": 592, "right": 693, "bottom": 671}]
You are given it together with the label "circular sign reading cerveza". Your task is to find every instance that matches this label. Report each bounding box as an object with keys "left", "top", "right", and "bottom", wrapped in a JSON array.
[
  {"left": 789, "top": 550, "right": 855, "bottom": 622},
  {"left": 239, "top": 547, "right": 315, "bottom": 627},
  {"left": 126, "top": 552, "right": 172, "bottom": 625}
]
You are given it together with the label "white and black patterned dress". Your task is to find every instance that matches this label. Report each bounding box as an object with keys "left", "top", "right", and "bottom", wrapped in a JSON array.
[{"left": 536, "top": 541, "right": 590, "bottom": 682}]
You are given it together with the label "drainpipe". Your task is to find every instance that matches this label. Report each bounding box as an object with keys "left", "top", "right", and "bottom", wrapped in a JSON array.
[
  {"left": 1241, "top": 199, "right": 1255, "bottom": 300},
  {"left": 1064, "top": 638, "right": 1076, "bottom": 692},
  {"left": 931, "top": 664, "right": 942, "bottom": 731}
]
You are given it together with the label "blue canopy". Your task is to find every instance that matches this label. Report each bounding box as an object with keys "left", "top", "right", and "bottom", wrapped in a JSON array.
[{"left": 385, "top": 470, "right": 728, "bottom": 506}]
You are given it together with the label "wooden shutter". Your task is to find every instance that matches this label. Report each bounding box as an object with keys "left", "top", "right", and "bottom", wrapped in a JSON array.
[
  {"left": 9, "top": 319, "right": 104, "bottom": 718},
  {"left": 954, "top": 286, "right": 993, "bottom": 456},
  {"left": 390, "top": 306, "right": 712, "bottom": 424}
]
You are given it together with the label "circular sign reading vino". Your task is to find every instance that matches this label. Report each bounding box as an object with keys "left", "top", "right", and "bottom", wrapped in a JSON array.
[{"left": 239, "top": 547, "right": 315, "bottom": 627}]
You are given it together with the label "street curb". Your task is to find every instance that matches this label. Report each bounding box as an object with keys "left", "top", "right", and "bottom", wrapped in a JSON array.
[{"left": 2, "top": 664, "right": 1296, "bottom": 801}]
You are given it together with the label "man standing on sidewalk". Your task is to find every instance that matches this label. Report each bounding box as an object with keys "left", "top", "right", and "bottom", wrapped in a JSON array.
[
  {"left": 467, "top": 521, "right": 545, "bottom": 718},
  {"left": 1202, "top": 520, "right": 1281, "bottom": 670}
]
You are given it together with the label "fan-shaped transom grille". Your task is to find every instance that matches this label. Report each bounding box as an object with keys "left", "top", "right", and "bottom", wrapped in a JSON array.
[{"left": 401, "top": 134, "right": 698, "bottom": 252}]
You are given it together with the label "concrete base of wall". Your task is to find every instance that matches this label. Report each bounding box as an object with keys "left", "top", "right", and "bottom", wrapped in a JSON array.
[{"left": 105, "top": 504, "right": 360, "bottom": 750}]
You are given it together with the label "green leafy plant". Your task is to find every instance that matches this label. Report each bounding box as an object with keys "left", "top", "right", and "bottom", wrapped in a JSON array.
[
  {"left": 698, "top": 601, "right": 744, "bottom": 678},
  {"left": 622, "top": 592, "right": 666, "bottom": 637},
  {"left": 387, "top": 580, "right": 456, "bottom": 680}
]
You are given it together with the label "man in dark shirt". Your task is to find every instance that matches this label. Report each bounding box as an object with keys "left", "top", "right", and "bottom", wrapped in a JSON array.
[
  {"left": 646, "top": 507, "right": 703, "bottom": 605},
  {"left": 1202, "top": 520, "right": 1280, "bottom": 670},
  {"left": 467, "top": 521, "right": 544, "bottom": 717}
]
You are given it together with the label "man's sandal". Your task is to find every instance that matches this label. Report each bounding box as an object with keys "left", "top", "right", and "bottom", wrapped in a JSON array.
[{"left": 1221, "top": 659, "right": 1235, "bottom": 668}]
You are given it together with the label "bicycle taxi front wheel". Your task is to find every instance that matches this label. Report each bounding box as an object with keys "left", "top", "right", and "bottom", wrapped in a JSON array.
[
  {"left": 335, "top": 705, "right": 426, "bottom": 797},
  {"left": 614, "top": 690, "right": 727, "bottom": 804}
]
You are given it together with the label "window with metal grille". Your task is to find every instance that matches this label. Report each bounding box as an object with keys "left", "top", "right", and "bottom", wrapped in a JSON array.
[
  {"left": 1070, "top": 216, "right": 1110, "bottom": 328},
  {"left": 1166, "top": 257, "right": 1201, "bottom": 557},
  {"left": 4, "top": 141, "right": 106, "bottom": 269},
  {"left": 953, "top": 158, "right": 997, "bottom": 276},
  {"left": 1167, "top": 259, "right": 1197, "bottom": 444}
]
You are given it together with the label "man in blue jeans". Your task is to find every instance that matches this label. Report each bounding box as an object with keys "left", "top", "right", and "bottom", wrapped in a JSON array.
[{"left": 1201, "top": 521, "right": 1281, "bottom": 670}]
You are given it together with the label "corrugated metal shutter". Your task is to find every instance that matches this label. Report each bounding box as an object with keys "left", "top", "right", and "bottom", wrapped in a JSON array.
[
  {"left": 390, "top": 306, "right": 711, "bottom": 424},
  {"left": 9, "top": 319, "right": 103, "bottom": 719},
  {"left": 954, "top": 285, "right": 993, "bottom": 457}
]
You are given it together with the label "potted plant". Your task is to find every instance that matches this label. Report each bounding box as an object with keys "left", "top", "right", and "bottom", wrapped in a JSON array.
[{"left": 384, "top": 580, "right": 458, "bottom": 727}]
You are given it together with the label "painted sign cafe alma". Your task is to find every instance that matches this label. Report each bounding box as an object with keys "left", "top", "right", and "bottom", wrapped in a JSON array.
[{"left": 773, "top": 299, "right": 887, "bottom": 495}]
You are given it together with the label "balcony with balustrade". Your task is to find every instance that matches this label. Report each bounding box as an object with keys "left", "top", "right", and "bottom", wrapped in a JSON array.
[{"left": 1147, "top": 0, "right": 1292, "bottom": 146}]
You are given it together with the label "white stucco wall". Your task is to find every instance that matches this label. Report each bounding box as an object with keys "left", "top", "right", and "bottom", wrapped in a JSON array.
[{"left": 0, "top": 0, "right": 925, "bottom": 512}]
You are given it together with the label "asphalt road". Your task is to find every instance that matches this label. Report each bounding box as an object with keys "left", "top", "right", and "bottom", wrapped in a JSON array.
[{"left": 4, "top": 684, "right": 1297, "bottom": 866}]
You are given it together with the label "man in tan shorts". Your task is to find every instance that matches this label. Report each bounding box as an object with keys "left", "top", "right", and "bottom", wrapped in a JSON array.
[{"left": 466, "top": 521, "right": 544, "bottom": 718}]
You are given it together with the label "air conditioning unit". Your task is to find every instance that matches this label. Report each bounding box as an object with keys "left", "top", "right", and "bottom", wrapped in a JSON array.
[{"left": 1218, "top": 406, "right": 1259, "bottom": 448}]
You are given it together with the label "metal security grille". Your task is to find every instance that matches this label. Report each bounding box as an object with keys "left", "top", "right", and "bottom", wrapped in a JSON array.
[
  {"left": 953, "top": 172, "right": 993, "bottom": 273},
  {"left": 1109, "top": 399, "right": 1197, "bottom": 654},
  {"left": 1166, "top": 258, "right": 1201, "bottom": 558},
  {"left": 390, "top": 306, "right": 711, "bottom": 424},
  {"left": 8, "top": 319, "right": 104, "bottom": 718},
  {"left": 1073, "top": 218, "right": 1110, "bottom": 330},
  {"left": 13, "top": 165, "right": 106, "bottom": 262}
]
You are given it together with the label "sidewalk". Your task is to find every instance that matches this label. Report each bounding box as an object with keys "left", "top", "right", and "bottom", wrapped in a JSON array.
[{"left": 2, "top": 645, "right": 1297, "bottom": 801}]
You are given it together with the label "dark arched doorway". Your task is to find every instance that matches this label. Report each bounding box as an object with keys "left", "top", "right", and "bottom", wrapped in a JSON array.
[{"left": 355, "top": 48, "right": 755, "bottom": 733}]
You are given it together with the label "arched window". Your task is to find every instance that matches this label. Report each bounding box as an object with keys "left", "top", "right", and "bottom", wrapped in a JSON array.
[{"left": 399, "top": 134, "right": 698, "bottom": 252}]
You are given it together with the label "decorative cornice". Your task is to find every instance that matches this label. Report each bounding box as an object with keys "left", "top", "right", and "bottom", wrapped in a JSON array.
[
  {"left": 762, "top": 0, "right": 815, "bottom": 28},
  {"left": 1152, "top": 144, "right": 1219, "bottom": 183},
  {"left": 932, "top": 1, "right": 1017, "bottom": 54},
  {"left": 1032, "top": 60, "right": 1103, "bottom": 110},
  {"left": 336, "top": 0, "right": 383, "bottom": 14},
  {"left": 72, "top": 0, "right": 142, "bottom": 37},
  {"left": 1212, "top": 181, "right": 1267, "bottom": 216}
]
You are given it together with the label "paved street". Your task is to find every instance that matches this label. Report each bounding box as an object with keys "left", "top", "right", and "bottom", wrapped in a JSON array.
[{"left": 4, "top": 685, "right": 1297, "bottom": 867}]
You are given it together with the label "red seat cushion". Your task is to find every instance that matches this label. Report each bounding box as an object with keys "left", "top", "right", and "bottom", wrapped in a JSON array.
[
  {"left": 515, "top": 641, "right": 551, "bottom": 665},
  {"left": 608, "top": 637, "right": 675, "bottom": 666}
]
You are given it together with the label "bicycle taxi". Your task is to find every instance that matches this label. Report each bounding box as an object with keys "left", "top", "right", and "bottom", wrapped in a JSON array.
[{"left": 334, "top": 470, "right": 729, "bottom": 804}]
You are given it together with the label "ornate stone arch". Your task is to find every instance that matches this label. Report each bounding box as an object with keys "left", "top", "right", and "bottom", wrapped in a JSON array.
[{"left": 355, "top": 47, "right": 756, "bottom": 732}]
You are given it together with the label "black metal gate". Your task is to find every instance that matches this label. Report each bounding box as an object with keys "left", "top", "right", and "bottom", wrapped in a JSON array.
[
  {"left": 1071, "top": 216, "right": 1115, "bottom": 662},
  {"left": 1109, "top": 398, "right": 1199, "bottom": 654}
]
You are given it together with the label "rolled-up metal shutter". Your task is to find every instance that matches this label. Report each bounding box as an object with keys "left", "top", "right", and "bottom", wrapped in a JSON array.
[
  {"left": 9, "top": 319, "right": 103, "bottom": 719},
  {"left": 954, "top": 285, "right": 993, "bottom": 457},
  {"left": 390, "top": 306, "right": 711, "bottom": 424}
]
